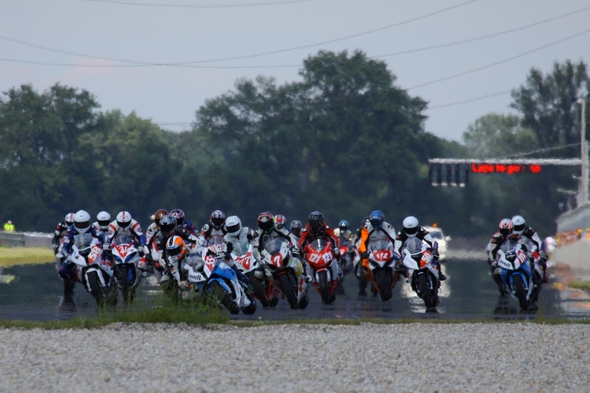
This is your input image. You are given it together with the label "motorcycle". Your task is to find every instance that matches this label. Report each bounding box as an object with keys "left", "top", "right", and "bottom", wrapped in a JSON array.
[
  {"left": 233, "top": 243, "right": 280, "bottom": 308},
  {"left": 201, "top": 244, "right": 257, "bottom": 315},
  {"left": 68, "top": 239, "right": 116, "bottom": 307},
  {"left": 496, "top": 240, "right": 535, "bottom": 311},
  {"left": 402, "top": 244, "right": 440, "bottom": 311},
  {"left": 110, "top": 236, "right": 144, "bottom": 303},
  {"left": 365, "top": 240, "right": 399, "bottom": 301},
  {"left": 261, "top": 238, "right": 309, "bottom": 310},
  {"left": 303, "top": 239, "right": 340, "bottom": 304},
  {"left": 338, "top": 237, "right": 356, "bottom": 277}
]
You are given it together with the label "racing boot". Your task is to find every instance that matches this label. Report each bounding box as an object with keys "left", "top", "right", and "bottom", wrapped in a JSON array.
[{"left": 358, "top": 268, "right": 368, "bottom": 297}]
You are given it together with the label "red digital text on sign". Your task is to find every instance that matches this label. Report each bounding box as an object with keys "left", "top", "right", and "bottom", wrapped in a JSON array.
[{"left": 471, "top": 163, "right": 542, "bottom": 174}]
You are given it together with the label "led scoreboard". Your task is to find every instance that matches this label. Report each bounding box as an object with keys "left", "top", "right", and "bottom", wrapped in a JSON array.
[
  {"left": 470, "top": 163, "right": 542, "bottom": 174},
  {"left": 427, "top": 158, "right": 582, "bottom": 187}
]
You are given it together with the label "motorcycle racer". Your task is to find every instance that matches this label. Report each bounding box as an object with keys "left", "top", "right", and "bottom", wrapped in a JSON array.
[
  {"left": 154, "top": 215, "right": 203, "bottom": 288},
  {"left": 221, "top": 215, "right": 255, "bottom": 285},
  {"left": 170, "top": 208, "right": 198, "bottom": 237},
  {"left": 357, "top": 211, "right": 397, "bottom": 296},
  {"left": 486, "top": 218, "right": 514, "bottom": 292},
  {"left": 59, "top": 210, "right": 109, "bottom": 297},
  {"left": 511, "top": 215, "right": 547, "bottom": 283},
  {"left": 92, "top": 211, "right": 111, "bottom": 235},
  {"left": 107, "top": 211, "right": 147, "bottom": 255},
  {"left": 290, "top": 220, "right": 303, "bottom": 240},
  {"left": 334, "top": 220, "right": 357, "bottom": 244},
  {"left": 52, "top": 212, "right": 74, "bottom": 256},
  {"left": 200, "top": 210, "right": 227, "bottom": 245},
  {"left": 394, "top": 215, "right": 445, "bottom": 281},
  {"left": 297, "top": 211, "right": 341, "bottom": 282}
]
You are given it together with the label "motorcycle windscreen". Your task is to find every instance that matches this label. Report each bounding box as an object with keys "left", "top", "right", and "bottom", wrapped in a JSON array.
[
  {"left": 368, "top": 239, "right": 392, "bottom": 253},
  {"left": 309, "top": 238, "right": 328, "bottom": 253},
  {"left": 264, "top": 238, "right": 286, "bottom": 255}
]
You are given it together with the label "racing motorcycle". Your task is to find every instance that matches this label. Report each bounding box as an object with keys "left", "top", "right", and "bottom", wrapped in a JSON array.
[
  {"left": 68, "top": 239, "right": 116, "bottom": 307},
  {"left": 495, "top": 240, "right": 535, "bottom": 311},
  {"left": 402, "top": 244, "right": 440, "bottom": 311},
  {"left": 337, "top": 237, "right": 356, "bottom": 277},
  {"left": 201, "top": 242, "right": 257, "bottom": 315},
  {"left": 233, "top": 243, "right": 280, "bottom": 308},
  {"left": 303, "top": 239, "right": 340, "bottom": 304},
  {"left": 365, "top": 240, "right": 399, "bottom": 302},
  {"left": 261, "top": 238, "right": 309, "bottom": 310},
  {"left": 110, "top": 236, "right": 144, "bottom": 304}
]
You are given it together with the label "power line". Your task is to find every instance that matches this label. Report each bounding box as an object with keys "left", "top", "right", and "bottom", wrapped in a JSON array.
[
  {"left": 371, "top": 5, "right": 590, "bottom": 58},
  {"left": 169, "top": 0, "right": 479, "bottom": 65},
  {"left": 81, "top": 0, "right": 312, "bottom": 8},
  {"left": 0, "top": 57, "right": 299, "bottom": 68},
  {"left": 407, "top": 27, "right": 590, "bottom": 90},
  {"left": 0, "top": 0, "right": 477, "bottom": 68},
  {"left": 429, "top": 90, "right": 511, "bottom": 109}
]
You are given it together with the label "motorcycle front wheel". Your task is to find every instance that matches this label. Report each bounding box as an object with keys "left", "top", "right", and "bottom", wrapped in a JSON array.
[
  {"left": 249, "top": 275, "right": 270, "bottom": 308},
  {"left": 512, "top": 274, "right": 528, "bottom": 310},
  {"left": 87, "top": 270, "right": 105, "bottom": 307},
  {"left": 375, "top": 269, "right": 393, "bottom": 302},
  {"left": 417, "top": 274, "right": 436, "bottom": 309},
  {"left": 208, "top": 280, "right": 240, "bottom": 314},
  {"left": 279, "top": 273, "right": 298, "bottom": 309},
  {"left": 318, "top": 271, "right": 333, "bottom": 304}
]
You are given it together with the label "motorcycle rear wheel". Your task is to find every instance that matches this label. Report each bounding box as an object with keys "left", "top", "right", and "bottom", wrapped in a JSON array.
[
  {"left": 318, "top": 271, "right": 333, "bottom": 304},
  {"left": 512, "top": 274, "right": 528, "bottom": 310},
  {"left": 87, "top": 271, "right": 105, "bottom": 307},
  {"left": 209, "top": 281, "right": 240, "bottom": 314},
  {"left": 279, "top": 273, "right": 298, "bottom": 309}
]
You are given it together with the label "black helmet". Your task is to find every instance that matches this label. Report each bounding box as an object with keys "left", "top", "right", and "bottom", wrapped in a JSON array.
[
  {"left": 210, "top": 210, "right": 226, "bottom": 229},
  {"left": 308, "top": 211, "right": 324, "bottom": 231},
  {"left": 159, "top": 214, "right": 177, "bottom": 233},
  {"left": 257, "top": 211, "right": 274, "bottom": 232}
]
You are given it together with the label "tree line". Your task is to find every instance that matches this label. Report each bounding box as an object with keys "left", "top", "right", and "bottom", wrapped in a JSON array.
[{"left": 0, "top": 50, "right": 588, "bottom": 238}]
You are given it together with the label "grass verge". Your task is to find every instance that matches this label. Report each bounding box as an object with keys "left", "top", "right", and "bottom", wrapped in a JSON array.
[
  {"left": 0, "top": 247, "right": 54, "bottom": 267},
  {"left": 568, "top": 281, "right": 590, "bottom": 291}
]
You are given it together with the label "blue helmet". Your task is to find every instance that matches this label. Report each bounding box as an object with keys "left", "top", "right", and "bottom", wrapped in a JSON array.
[
  {"left": 369, "top": 210, "right": 384, "bottom": 229},
  {"left": 338, "top": 220, "right": 349, "bottom": 231}
]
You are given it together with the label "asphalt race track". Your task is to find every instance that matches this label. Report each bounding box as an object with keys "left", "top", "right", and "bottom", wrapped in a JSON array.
[{"left": 1, "top": 256, "right": 589, "bottom": 322}]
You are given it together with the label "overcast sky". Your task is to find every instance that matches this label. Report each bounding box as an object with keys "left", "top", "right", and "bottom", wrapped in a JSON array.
[{"left": 2, "top": 0, "right": 589, "bottom": 141}]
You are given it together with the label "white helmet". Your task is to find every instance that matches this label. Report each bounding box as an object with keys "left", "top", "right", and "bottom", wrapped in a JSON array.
[
  {"left": 402, "top": 216, "right": 419, "bottom": 237},
  {"left": 74, "top": 210, "right": 91, "bottom": 234},
  {"left": 512, "top": 215, "right": 526, "bottom": 235},
  {"left": 225, "top": 215, "right": 242, "bottom": 237},
  {"left": 116, "top": 211, "right": 132, "bottom": 228},
  {"left": 96, "top": 211, "right": 111, "bottom": 231},
  {"left": 64, "top": 212, "right": 75, "bottom": 227}
]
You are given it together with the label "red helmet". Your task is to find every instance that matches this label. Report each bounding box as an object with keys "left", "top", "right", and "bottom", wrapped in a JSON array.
[
  {"left": 498, "top": 218, "right": 513, "bottom": 237},
  {"left": 257, "top": 211, "right": 274, "bottom": 232}
]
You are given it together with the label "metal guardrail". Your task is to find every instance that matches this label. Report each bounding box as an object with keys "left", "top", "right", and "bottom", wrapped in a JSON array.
[{"left": 0, "top": 232, "right": 53, "bottom": 248}]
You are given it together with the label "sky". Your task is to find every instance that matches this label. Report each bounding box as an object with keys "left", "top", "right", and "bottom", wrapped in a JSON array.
[{"left": 1, "top": 0, "right": 590, "bottom": 142}]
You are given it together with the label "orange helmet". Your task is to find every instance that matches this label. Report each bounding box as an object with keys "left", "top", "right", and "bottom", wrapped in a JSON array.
[
  {"left": 153, "top": 209, "right": 168, "bottom": 226},
  {"left": 166, "top": 235, "right": 186, "bottom": 259}
]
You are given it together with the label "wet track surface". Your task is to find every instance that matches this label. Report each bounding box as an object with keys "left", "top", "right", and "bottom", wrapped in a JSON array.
[{"left": 1, "top": 258, "right": 589, "bottom": 322}]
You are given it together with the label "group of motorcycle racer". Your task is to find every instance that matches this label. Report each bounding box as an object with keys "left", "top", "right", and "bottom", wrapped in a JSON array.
[
  {"left": 485, "top": 215, "right": 548, "bottom": 309},
  {"left": 52, "top": 207, "right": 451, "bottom": 302},
  {"left": 51, "top": 203, "right": 550, "bottom": 312}
]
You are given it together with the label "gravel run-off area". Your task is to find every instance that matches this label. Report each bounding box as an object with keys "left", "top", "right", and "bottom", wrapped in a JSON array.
[{"left": 1, "top": 323, "right": 589, "bottom": 393}]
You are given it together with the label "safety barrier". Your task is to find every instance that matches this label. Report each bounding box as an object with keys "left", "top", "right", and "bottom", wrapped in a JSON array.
[{"left": 0, "top": 232, "right": 53, "bottom": 248}]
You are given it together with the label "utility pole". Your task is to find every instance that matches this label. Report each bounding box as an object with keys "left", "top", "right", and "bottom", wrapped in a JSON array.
[{"left": 577, "top": 97, "right": 588, "bottom": 206}]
